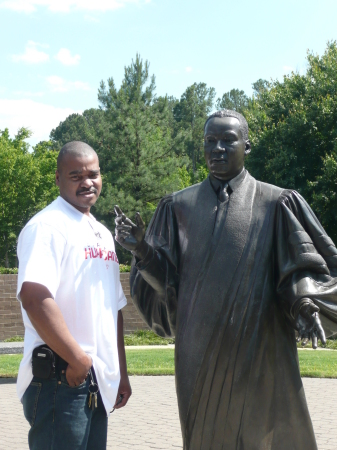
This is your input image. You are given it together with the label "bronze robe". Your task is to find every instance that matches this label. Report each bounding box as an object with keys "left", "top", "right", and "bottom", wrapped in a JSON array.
[{"left": 130, "top": 170, "right": 337, "bottom": 450}]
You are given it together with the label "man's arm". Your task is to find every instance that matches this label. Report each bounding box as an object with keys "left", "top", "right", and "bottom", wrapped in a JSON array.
[
  {"left": 20, "top": 281, "right": 92, "bottom": 387},
  {"left": 114, "top": 310, "right": 132, "bottom": 409}
]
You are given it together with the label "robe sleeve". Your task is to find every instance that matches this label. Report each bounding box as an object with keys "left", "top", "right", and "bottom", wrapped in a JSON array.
[
  {"left": 129, "top": 195, "right": 179, "bottom": 338},
  {"left": 275, "top": 189, "right": 337, "bottom": 337}
]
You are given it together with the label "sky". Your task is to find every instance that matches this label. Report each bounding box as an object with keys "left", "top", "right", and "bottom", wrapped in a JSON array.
[{"left": 0, "top": 0, "right": 337, "bottom": 147}]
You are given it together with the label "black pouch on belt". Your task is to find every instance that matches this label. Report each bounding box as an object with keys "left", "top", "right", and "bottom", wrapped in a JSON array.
[{"left": 32, "top": 345, "right": 56, "bottom": 379}]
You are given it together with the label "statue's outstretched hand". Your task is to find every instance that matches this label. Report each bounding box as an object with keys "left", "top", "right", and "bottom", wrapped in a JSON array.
[
  {"left": 295, "top": 301, "right": 326, "bottom": 349},
  {"left": 114, "top": 205, "right": 147, "bottom": 258}
]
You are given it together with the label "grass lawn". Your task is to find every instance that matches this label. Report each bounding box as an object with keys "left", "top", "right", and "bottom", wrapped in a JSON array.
[
  {"left": 0, "top": 354, "right": 23, "bottom": 377},
  {"left": 1, "top": 348, "right": 337, "bottom": 378},
  {"left": 126, "top": 349, "right": 174, "bottom": 375},
  {"left": 298, "top": 349, "right": 337, "bottom": 378}
]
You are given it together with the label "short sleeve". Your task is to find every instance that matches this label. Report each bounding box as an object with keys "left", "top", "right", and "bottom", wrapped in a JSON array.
[
  {"left": 118, "top": 280, "right": 127, "bottom": 310},
  {"left": 17, "top": 222, "right": 66, "bottom": 301}
]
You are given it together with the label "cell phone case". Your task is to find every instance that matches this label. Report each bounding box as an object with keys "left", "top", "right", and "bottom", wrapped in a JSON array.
[{"left": 32, "top": 345, "right": 56, "bottom": 379}]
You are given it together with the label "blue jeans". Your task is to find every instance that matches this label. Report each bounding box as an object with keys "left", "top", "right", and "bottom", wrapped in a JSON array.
[{"left": 22, "top": 366, "right": 108, "bottom": 450}]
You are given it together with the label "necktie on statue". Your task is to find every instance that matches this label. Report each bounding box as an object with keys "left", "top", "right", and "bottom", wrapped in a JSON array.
[{"left": 219, "top": 183, "right": 229, "bottom": 203}]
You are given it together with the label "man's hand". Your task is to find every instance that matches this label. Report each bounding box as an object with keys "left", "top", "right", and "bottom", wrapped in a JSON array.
[
  {"left": 295, "top": 301, "right": 326, "bottom": 349},
  {"left": 114, "top": 205, "right": 148, "bottom": 259},
  {"left": 66, "top": 353, "right": 92, "bottom": 387},
  {"left": 113, "top": 374, "right": 132, "bottom": 410}
]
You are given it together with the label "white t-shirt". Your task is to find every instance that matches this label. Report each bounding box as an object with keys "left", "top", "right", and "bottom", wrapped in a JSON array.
[{"left": 16, "top": 196, "right": 127, "bottom": 415}]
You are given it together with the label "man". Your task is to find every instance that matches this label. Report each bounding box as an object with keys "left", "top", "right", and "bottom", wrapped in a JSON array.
[
  {"left": 115, "top": 110, "right": 337, "bottom": 450},
  {"left": 17, "top": 141, "right": 131, "bottom": 450}
]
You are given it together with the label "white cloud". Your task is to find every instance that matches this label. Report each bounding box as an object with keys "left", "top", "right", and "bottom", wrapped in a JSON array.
[
  {"left": 55, "top": 48, "right": 80, "bottom": 66},
  {"left": 84, "top": 14, "right": 99, "bottom": 22},
  {"left": 1, "top": 0, "right": 35, "bottom": 11},
  {"left": 46, "top": 75, "right": 90, "bottom": 92},
  {"left": 185, "top": 66, "right": 193, "bottom": 73},
  {"left": 11, "top": 41, "right": 50, "bottom": 64},
  {"left": 283, "top": 65, "right": 294, "bottom": 73},
  {"left": 0, "top": 99, "right": 79, "bottom": 146},
  {"left": 14, "top": 90, "right": 44, "bottom": 97},
  {"left": 0, "top": 0, "right": 145, "bottom": 12}
]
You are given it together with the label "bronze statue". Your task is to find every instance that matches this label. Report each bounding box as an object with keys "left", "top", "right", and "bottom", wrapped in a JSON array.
[{"left": 115, "top": 110, "right": 337, "bottom": 450}]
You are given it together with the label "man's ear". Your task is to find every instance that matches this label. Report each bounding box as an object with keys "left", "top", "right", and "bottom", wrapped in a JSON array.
[
  {"left": 55, "top": 170, "right": 60, "bottom": 186},
  {"left": 244, "top": 140, "right": 251, "bottom": 156}
]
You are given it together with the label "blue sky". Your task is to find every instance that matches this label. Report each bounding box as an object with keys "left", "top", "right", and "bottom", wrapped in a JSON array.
[{"left": 0, "top": 0, "right": 337, "bottom": 147}]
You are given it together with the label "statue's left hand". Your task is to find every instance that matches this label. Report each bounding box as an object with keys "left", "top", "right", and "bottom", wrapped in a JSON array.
[{"left": 295, "top": 301, "right": 326, "bottom": 349}]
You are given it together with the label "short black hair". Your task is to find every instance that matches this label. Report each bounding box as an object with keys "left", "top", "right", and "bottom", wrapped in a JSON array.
[
  {"left": 204, "top": 109, "right": 249, "bottom": 141},
  {"left": 57, "top": 141, "right": 97, "bottom": 171}
]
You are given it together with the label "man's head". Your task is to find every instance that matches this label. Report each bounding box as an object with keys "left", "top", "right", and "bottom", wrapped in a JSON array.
[
  {"left": 204, "top": 109, "right": 251, "bottom": 181},
  {"left": 55, "top": 141, "right": 102, "bottom": 215}
]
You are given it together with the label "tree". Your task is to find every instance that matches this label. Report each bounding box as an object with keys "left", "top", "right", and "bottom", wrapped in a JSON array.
[
  {"left": 173, "top": 82, "right": 215, "bottom": 171},
  {"left": 95, "top": 55, "right": 183, "bottom": 261},
  {"left": 95, "top": 55, "right": 182, "bottom": 223},
  {"left": 215, "top": 88, "right": 249, "bottom": 113},
  {"left": 245, "top": 41, "right": 337, "bottom": 241},
  {"left": 32, "top": 140, "right": 59, "bottom": 210},
  {"left": 0, "top": 129, "right": 40, "bottom": 267},
  {"left": 50, "top": 108, "right": 105, "bottom": 151},
  {"left": 252, "top": 79, "right": 270, "bottom": 98},
  {"left": 309, "top": 154, "right": 337, "bottom": 243}
]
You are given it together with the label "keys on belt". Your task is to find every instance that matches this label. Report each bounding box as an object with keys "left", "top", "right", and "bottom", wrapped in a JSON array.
[{"left": 88, "top": 368, "right": 99, "bottom": 411}]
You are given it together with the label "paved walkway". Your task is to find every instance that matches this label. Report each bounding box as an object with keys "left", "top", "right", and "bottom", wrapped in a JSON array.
[{"left": 0, "top": 376, "right": 336, "bottom": 450}]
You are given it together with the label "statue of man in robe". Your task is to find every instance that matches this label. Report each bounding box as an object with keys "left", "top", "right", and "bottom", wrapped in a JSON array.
[{"left": 114, "top": 109, "right": 337, "bottom": 450}]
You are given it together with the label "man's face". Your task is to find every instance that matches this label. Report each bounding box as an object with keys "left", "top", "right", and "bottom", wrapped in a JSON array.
[
  {"left": 204, "top": 116, "right": 251, "bottom": 181},
  {"left": 55, "top": 153, "right": 102, "bottom": 215}
]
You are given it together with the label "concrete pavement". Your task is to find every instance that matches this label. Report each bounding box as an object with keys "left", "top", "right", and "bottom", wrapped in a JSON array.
[{"left": 0, "top": 376, "right": 336, "bottom": 450}]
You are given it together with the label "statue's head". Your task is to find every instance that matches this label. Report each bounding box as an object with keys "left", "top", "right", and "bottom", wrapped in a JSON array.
[{"left": 204, "top": 109, "right": 251, "bottom": 181}]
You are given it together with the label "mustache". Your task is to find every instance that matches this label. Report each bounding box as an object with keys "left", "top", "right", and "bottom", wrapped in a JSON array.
[{"left": 76, "top": 188, "right": 98, "bottom": 195}]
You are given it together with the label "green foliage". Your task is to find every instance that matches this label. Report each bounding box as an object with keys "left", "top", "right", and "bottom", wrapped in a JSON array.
[
  {"left": 0, "top": 130, "right": 59, "bottom": 267},
  {"left": 245, "top": 41, "right": 337, "bottom": 240},
  {"left": 124, "top": 329, "right": 175, "bottom": 345},
  {"left": 119, "top": 264, "right": 131, "bottom": 273},
  {"left": 173, "top": 82, "right": 215, "bottom": 171},
  {"left": 4, "top": 335, "right": 23, "bottom": 342},
  {"left": 297, "top": 339, "right": 337, "bottom": 350},
  {"left": 32, "top": 141, "right": 59, "bottom": 210},
  {"left": 308, "top": 154, "right": 337, "bottom": 243},
  {"left": 0, "top": 267, "right": 18, "bottom": 274},
  {"left": 50, "top": 109, "right": 105, "bottom": 151},
  {"left": 251, "top": 79, "right": 271, "bottom": 98},
  {"left": 95, "top": 55, "right": 182, "bottom": 224},
  {"left": 177, "top": 163, "right": 209, "bottom": 190},
  {"left": 216, "top": 88, "right": 249, "bottom": 113},
  {"left": 0, "top": 265, "right": 129, "bottom": 273},
  {"left": 0, "top": 128, "right": 39, "bottom": 267}
]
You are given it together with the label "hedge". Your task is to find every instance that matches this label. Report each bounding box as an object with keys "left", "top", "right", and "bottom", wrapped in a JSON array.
[{"left": 0, "top": 265, "right": 131, "bottom": 275}]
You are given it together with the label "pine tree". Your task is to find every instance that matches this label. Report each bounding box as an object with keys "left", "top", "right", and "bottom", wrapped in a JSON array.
[{"left": 93, "top": 55, "right": 182, "bottom": 262}]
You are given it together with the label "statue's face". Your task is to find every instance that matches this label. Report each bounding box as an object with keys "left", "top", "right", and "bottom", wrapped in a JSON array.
[{"left": 204, "top": 116, "right": 251, "bottom": 181}]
